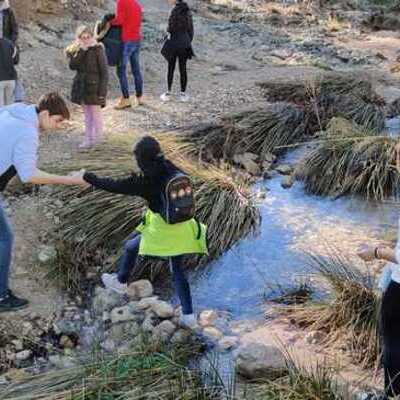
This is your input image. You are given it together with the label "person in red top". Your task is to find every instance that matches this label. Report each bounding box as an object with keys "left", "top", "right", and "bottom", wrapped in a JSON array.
[{"left": 105, "top": 0, "right": 144, "bottom": 109}]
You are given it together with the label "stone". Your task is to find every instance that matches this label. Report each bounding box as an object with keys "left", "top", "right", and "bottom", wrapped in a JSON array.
[
  {"left": 53, "top": 319, "right": 82, "bottom": 336},
  {"left": 127, "top": 280, "right": 153, "bottom": 299},
  {"left": 203, "top": 327, "right": 223, "bottom": 341},
  {"left": 275, "top": 164, "right": 293, "bottom": 175},
  {"left": 198, "top": 310, "right": 218, "bottom": 327},
  {"left": 100, "top": 339, "right": 116, "bottom": 352},
  {"left": 233, "top": 153, "right": 260, "bottom": 176},
  {"left": 142, "top": 312, "right": 159, "bottom": 333},
  {"left": 15, "top": 350, "right": 32, "bottom": 362},
  {"left": 59, "top": 335, "right": 75, "bottom": 349},
  {"left": 218, "top": 336, "right": 239, "bottom": 351},
  {"left": 136, "top": 296, "right": 159, "bottom": 311},
  {"left": 49, "top": 355, "right": 77, "bottom": 369},
  {"left": 37, "top": 245, "right": 58, "bottom": 263},
  {"left": 110, "top": 306, "right": 138, "bottom": 324},
  {"left": 150, "top": 301, "right": 174, "bottom": 319},
  {"left": 263, "top": 152, "right": 276, "bottom": 164},
  {"left": 171, "top": 329, "right": 192, "bottom": 344},
  {"left": 234, "top": 343, "right": 286, "bottom": 379},
  {"left": 92, "top": 287, "right": 125, "bottom": 315},
  {"left": 152, "top": 320, "right": 177, "bottom": 342},
  {"left": 305, "top": 330, "right": 327, "bottom": 345},
  {"left": 108, "top": 322, "right": 140, "bottom": 343},
  {"left": 11, "top": 339, "right": 24, "bottom": 351},
  {"left": 281, "top": 175, "right": 294, "bottom": 189}
]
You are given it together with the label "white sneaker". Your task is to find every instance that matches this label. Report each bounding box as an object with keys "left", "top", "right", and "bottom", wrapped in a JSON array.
[
  {"left": 101, "top": 273, "right": 127, "bottom": 294},
  {"left": 179, "top": 92, "right": 190, "bottom": 102},
  {"left": 179, "top": 313, "right": 198, "bottom": 330},
  {"left": 160, "top": 92, "right": 171, "bottom": 102}
]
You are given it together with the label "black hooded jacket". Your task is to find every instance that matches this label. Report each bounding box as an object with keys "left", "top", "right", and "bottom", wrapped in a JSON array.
[
  {"left": 161, "top": 1, "right": 194, "bottom": 61},
  {"left": 0, "top": 37, "right": 17, "bottom": 81},
  {"left": 83, "top": 159, "right": 182, "bottom": 214},
  {"left": 2, "top": 7, "right": 18, "bottom": 43}
]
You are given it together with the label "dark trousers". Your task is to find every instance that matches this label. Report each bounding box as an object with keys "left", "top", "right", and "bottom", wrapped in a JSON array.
[
  {"left": 117, "top": 234, "right": 193, "bottom": 315},
  {"left": 381, "top": 280, "right": 400, "bottom": 397},
  {"left": 167, "top": 54, "right": 187, "bottom": 93}
]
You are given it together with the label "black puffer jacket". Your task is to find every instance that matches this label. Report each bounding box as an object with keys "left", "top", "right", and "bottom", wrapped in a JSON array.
[
  {"left": 67, "top": 44, "right": 109, "bottom": 107},
  {"left": 0, "top": 38, "right": 17, "bottom": 81},
  {"left": 161, "top": 1, "right": 194, "bottom": 61},
  {"left": 1, "top": 7, "right": 18, "bottom": 43}
]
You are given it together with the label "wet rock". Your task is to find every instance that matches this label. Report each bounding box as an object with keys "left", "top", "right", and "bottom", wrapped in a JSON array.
[
  {"left": 203, "top": 326, "right": 223, "bottom": 341},
  {"left": 218, "top": 336, "right": 239, "bottom": 351},
  {"left": 305, "top": 330, "right": 327, "bottom": 345},
  {"left": 100, "top": 339, "right": 116, "bottom": 352},
  {"left": 37, "top": 245, "right": 57, "bottom": 263},
  {"left": 110, "top": 306, "right": 138, "bottom": 324},
  {"left": 199, "top": 310, "right": 218, "bottom": 327},
  {"left": 233, "top": 153, "right": 260, "bottom": 176},
  {"left": 275, "top": 164, "right": 293, "bottom": 175},
  {"left": 92, "top": 287, "right": 126, "bottom": 315},
  {"left": 142, "top": 311, "right": 159, "bottom": 333},
  {"left": 151, "top": 300, "right": 174, "bottom": 319},
  {"left": 171, "top": 329, "right": 192, "bottom": 344},
  {"left": 48, "top": 355, "right": 77, "bottom": 369},
  {"left": 137, "top": 296, "right": 159, "bottom": 311},
  {"left": 234, "top": 343, "right": 286, "bottom": 379},
  {"left": 152, "top": 320, "right": 177, "bottom": 342},
  {"left": 281, "top": 175, "right": 294, "bottom": 189},
  {"left": 127, "top": 280, "right": 153, "bottom": 299},
  {"left": 53, "top": 319, "right": 82, "bottom": 336}
]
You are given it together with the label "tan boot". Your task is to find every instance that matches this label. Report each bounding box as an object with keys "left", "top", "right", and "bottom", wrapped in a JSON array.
[{"left": 114, "top": 97, "right": 131, "bottom": 110}]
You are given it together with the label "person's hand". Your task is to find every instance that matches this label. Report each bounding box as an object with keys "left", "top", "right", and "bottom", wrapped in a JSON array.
[
  {"left": 69, "top": 169, "right": 90, "bottom": 187},
  {"left": 395, "top": 142, "right": 400, "bottom": 173},
  {"left": 357, "top": 244, "right": 377, "bottom": 262}
]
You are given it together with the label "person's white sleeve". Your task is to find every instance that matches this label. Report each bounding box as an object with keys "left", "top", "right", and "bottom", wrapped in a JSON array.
[{"left": 12, "top": 133, "right": 39, "bottom": 183}]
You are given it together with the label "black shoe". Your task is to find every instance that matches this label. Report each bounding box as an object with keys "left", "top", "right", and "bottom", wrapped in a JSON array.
[{"left": 0, "top": 290, "right": 29, "bottom": 312}]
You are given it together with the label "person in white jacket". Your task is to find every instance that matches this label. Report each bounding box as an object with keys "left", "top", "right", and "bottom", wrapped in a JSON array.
[
  {"left": 358, "top": 143, "right": 400, "bottom": 398},
  {"left": 0, "top": 93, "right": 85, "bottom": 313}
]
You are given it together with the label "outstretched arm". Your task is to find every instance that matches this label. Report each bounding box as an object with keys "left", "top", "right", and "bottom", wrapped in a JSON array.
[{"left": 83, "top": 172, "right": 148, "bottom": 197}]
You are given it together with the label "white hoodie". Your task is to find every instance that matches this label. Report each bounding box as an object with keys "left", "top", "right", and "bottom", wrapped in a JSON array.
[{"left": 0, "top": 1, "right": 10, "bottom": 12}]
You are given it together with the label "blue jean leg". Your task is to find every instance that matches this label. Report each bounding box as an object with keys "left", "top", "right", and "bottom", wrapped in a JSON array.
[
  {"left": 117, "top": 234, "right": 141, "bottom": 284},
  {"left": 169, "top": 257, "right": 193, "bottom": 315},
  {"left": 0, "top": 201, "right": 13, "bottom": 298},
  {"left": 117, "top": 42, "right": 143, "bottom": 99}
]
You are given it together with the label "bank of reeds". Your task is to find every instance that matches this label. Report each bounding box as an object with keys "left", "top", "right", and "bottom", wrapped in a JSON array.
[
  {"left": 182, "top": 103, "right": 308, "bottom": 162},
  {"left": 48, "top": 134, "right": 259, "bottom": 286},
  {"left": 297, "top": 130, "right": 400, "bottom": 200},
  {"left": 278, "top": 251, "right": 380, "bottom": 369},
  {"left": 257, "top": 73, "right": 386, "bottom": 133}
]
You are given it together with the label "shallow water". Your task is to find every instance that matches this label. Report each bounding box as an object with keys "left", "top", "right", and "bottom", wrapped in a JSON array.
[{"left": 188, "top": 148, "right": 399, "bottom": 321}]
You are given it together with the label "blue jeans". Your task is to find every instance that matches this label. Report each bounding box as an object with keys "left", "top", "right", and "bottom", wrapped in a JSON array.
[
  {"left": 117, "top": 41, "right": 143, "bottom": 99},
  {"left": 0, "top": 200, "right": 13, "bottom": 298},
  {"left": 118, "top": 234, "right": 193, "bottom": 315}
]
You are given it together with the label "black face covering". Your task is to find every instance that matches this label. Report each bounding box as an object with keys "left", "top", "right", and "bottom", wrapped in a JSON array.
[{"left": 133, "top": 136, "right": 165, "bottom": 177}]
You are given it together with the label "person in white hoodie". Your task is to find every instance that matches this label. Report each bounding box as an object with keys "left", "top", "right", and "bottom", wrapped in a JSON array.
[
  {"left": 0, "top": 92, "right": 85, "bottom": 313},
  {"left": 358, "top": 144, "right": 400, "bottom": 398}
]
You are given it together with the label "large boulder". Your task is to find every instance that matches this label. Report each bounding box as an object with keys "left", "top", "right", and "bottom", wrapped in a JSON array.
[{"left": 234, "top": 343, "right": 286, "bottom": 379}]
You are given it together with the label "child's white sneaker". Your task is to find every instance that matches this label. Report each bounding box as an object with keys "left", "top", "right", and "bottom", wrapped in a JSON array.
[
  {"left": 179, "top": 313, "right": 198, "bottom": 330},
  {"left": 160, "top": 92, "right": 171, "bottom": 102},
  {"left": 101, "top": 273, "right": 128, "bottom": 294},
  {"left": 179, "top": 92, "right": 190, "bottom": 102}
]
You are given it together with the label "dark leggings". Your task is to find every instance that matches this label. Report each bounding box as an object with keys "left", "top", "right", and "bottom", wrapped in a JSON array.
[
  {"left": 117, "top": 234, "right": 193, "bottom": 315},
  {"left": 381, "top": 280, "right": 400, "bottom": 397},
  {"left": 167, "top": 54, "right": 187, "bottom": 93}
]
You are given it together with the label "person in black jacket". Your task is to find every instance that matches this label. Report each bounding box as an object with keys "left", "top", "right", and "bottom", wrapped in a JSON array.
[
  {"left": 0, "top": 37, "right": 17, "bottom": 106},
  {"left": 0, "top": 0, "right": 18, "bottom": 44},
  {"left": 79, "top": 136, "right": 208, "bottom": 329},
  {"left": 160, "top": 0, "right": 194, "bottom": 103}
]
